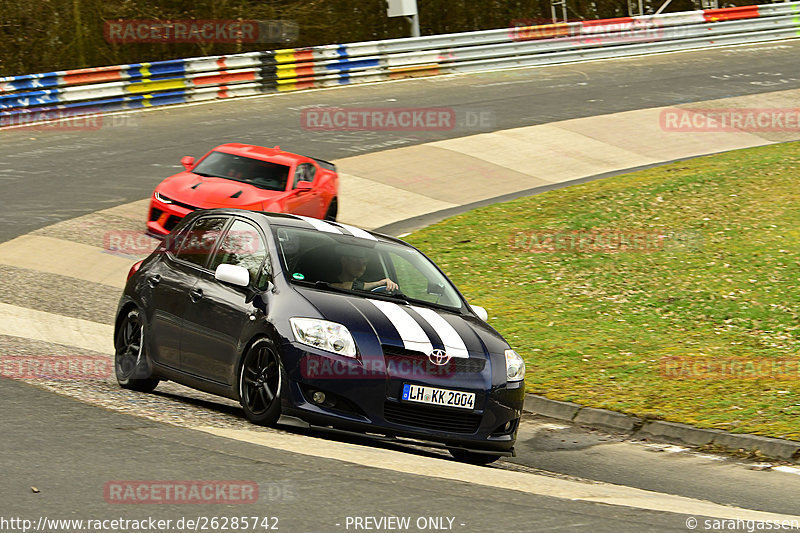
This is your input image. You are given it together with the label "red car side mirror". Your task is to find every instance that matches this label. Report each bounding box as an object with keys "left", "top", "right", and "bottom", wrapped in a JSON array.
[
  {"left": 295, "top": 180, "right": 313, "bottom": 191},
  {"left": 181, "top": 156, "right": 195, "bottom": 170}
]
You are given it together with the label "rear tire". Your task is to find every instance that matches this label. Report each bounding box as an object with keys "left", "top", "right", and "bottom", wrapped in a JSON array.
[
  {"left": 448, "top": 448, "right": 501, "bottom": 466},
  {"left": 239, "top": 338, "right": 283, "bottom": 426},
  {"left": 324, "top": 198, "right": 338, "bottom": 221},
  {"left": 114, "top": 308, "right": 160, "bottom": 393}
]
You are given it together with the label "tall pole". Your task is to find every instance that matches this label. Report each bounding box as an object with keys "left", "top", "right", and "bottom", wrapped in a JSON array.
[
  {"left": 73, "top": 0, "right": 86, "bottom": 66},
  {"left": 408, "top": 14, "right": 420, "bottom": 37},
  {"left": 387, "top": 0, "right": 420, "bottom": 38}
]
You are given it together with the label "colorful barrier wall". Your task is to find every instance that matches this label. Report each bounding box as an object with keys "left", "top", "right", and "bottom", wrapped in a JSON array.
[{"left": 1, "top": 3, "right": 798, "bottom": 125}]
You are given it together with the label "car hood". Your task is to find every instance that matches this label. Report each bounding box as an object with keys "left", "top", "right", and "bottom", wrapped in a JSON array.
[
  {"left": 157, "top": 172, "right": 285, "bottom": 208},
  {"left": 295, "top": 287, "right": 510, "bottom": 359}
]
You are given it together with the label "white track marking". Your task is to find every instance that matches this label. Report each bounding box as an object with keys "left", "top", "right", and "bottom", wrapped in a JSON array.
[
  {"left": 772, "top": 466, "right": 800, "bottom": 476},
  {"left": 0, "top": 235, "right": 131, "bottom": 288},
  {"left": 198, "top": 426, "right": 800, "bottom": 523},
  {"left": 0, "top": 302, "right": 112, "bottom": 354}
]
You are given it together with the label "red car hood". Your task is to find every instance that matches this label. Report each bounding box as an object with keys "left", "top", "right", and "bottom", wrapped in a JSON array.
[{"left": 156, "top": 172, "right": 286, "bottom": 209}]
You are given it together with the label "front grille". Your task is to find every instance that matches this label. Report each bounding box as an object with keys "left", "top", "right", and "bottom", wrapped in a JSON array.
[
  {"left": 163, "top": 215, "right": 183, "bottom": 231},
  {"left": 383, "top": 401, "right": 482, "bottom": 434},
  {"left": 149, "top": 208, "right": 163, "bottom": 222},
  {"left": 381, "top": 345, "right": 486, "bottom": 374},
  {"left": 381, "top": 345, "right": 422, "bottom": 357},
  {"left": 171, "top": 199, "right": 199, "bottom": 211}
]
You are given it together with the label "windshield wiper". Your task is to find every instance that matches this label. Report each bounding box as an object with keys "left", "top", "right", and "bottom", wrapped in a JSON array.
[{"left": 312, "top": 280, "right": 353, "bottom": 295}]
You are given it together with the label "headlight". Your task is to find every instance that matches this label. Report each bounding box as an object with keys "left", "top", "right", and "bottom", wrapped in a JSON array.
[
  {"left": 505, "top": 349, "right": 525, "bottom": 382},
  {"left": 290, "top": 318, "right": 357, "bottom": 358},
  {"left": 154, "top": 191, "right": 173, "bottom": 204}
]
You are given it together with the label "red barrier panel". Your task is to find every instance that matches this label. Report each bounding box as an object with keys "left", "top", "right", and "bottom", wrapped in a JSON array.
[{"left": 703, "top": 5, "right": 761, "bottom": 22}]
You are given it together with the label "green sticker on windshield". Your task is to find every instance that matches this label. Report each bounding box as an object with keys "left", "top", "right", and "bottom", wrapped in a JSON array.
[{"left": 292, "top": 273, "right": 305, "bottom": 280}]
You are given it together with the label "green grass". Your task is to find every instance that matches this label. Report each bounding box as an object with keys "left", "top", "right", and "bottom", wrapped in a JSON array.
[{"left": 405, "top": 142, "right": 800, "bottom": 440}]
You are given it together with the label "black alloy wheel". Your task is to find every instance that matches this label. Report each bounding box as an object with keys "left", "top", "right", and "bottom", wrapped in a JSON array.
[{"left": 239, "top": 338, "right": 283, "bottom": 425}]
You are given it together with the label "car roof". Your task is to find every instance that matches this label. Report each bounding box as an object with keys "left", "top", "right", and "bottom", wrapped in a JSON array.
[
  {"left": 183, "top": 208, "right": 407, "bottom": 247},
  {"left": 211, "top": 143, "right": 315, "bottom": 167}
]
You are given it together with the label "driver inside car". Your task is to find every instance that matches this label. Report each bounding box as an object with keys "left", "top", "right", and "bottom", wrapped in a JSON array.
[{"left": 331, "top": 245, "right": 399, "bottom": 292}]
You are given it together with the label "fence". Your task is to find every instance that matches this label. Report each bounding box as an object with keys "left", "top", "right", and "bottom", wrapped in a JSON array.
[{"left": 1, "top": 3, "right": 798, "bottom": 125}]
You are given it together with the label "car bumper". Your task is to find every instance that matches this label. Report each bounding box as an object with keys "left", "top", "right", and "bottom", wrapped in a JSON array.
[
  {"left": 279, "top": 342, "right": 525, "bottom": 452},
  {"left": 147, "top": 197, "right": 195, "bottom": 236}
]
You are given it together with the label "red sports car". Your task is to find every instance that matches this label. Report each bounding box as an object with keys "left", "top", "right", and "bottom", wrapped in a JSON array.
[{"left": 147, "top": 143, "right": 339, "bottom": 236}]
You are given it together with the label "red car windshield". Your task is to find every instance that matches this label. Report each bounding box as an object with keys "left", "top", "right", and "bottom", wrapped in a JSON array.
[{"left": 192, "top": 151, "right": 291, "bottom": 191}]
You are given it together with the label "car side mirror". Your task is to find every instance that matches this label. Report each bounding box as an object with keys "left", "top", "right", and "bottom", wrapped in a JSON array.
[
  {"left": 181, "top": 156, "right": 195, "bottom": 170},
  {"left": 215, "top": 264, "right": 250, "bottom": 288},
  {"left": 470, "top": 304, "right": 489, "bottom": 321},
  {"left": 295, "top": 180, "right": 313, "bottom": 191},
  {"left": 427, "top": 281, "right": 445, "bottom": 296}
]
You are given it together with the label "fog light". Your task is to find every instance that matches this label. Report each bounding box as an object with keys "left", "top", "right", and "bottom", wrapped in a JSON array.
[
  {"left": 504, "top": 421, "right": 512, "bottom": 432},
  {"left": 312, "top": 391, "right": 326, "bottom": 404}
]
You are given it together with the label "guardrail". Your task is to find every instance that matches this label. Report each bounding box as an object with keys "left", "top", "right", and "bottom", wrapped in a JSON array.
[{"left": 1, "top": 2, "right": 798, "bottom": 125}]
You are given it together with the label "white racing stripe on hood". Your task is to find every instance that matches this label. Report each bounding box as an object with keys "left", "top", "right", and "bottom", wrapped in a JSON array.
[
  {"left": 369, "top": 299, "right": 433, "bottom": 355},
  {"left": 409, "top": 306, "right": 469, "bottom": 359},
  {"left": 335, "top": 222, "right": 378, "bottom": 241},
  {"left": 295, "top": 215, "right": 342, "bottom": 234}
]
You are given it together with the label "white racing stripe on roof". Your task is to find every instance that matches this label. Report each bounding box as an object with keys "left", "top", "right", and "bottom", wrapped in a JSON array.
[
  {"left": 410, "top": 306, "right": 469, "bottom": 359},
  {"left": 369, "top": 300, "right": 433, "bottom": 355},
  {"left": 335, "top": 222, "right": 378, "bottom": 241},
  {"left": 294, "top": 215, "right": 342, "bottom": 234}
]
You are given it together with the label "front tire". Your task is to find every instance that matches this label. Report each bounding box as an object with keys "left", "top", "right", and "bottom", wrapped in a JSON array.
[
  {"left": 114, "top": 308, "right": 159, "bottom": 393},
  {"left": 448, "top": 448, "right": 501, "bottom": 466},
  {"left": 324, "top": 198, "right": 338, "bottom": 221},
  {"left": 239, "top": 338, "right": 283, "bottom": 426}
]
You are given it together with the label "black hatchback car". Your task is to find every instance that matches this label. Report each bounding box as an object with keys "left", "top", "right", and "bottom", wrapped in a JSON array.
[{"left": 115, "top": 209, "right": 525, "bottom": 464}]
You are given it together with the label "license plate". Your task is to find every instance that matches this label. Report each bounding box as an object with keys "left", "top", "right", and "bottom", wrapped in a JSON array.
[{"left": 401, "top": 384, "right": 475, "bottom": 410}]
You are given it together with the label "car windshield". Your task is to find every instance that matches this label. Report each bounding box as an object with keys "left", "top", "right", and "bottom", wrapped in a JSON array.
[
  {"left": 192, "top": 151, "right": 290, "bottom": 191},
  {"left": 274, "top": 225, "right": 465, "bottom": 311}
]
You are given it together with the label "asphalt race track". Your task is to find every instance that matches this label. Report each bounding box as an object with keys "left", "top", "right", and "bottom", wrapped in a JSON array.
[
  {"left": 2, "top": 41, "right": 800, "bottom": 531},
  {"left": 2, "top": 40, "right": 800, "bottom": 241}
]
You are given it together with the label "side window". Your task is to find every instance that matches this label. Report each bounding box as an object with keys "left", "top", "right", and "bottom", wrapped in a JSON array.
[
  {"left": 162, "top": 220, "right": 194, "bottom": 255},
  {"left": 387, "top": 251, "right": 431, "bottom": 301},
  {"left": 174, "top": 217, "right": 228, "bottom": 268},
  {"left": 208, "top": 219, "right": 269, "bottom": 286},
  {"left": 304, "top": 163, "right": 316, "bottom": 182},
  {"left": 292, "top": 163, "right": 316, "bottom": 188}
]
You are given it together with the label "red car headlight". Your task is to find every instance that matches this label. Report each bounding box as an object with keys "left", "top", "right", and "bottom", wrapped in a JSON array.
[{"left": 154, "top": 191, "right": 173, "bottom": 204}]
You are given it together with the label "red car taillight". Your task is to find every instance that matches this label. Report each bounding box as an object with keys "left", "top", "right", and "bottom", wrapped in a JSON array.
[{"left": 127, "top": 260, "right": 144, "bottom": 282}]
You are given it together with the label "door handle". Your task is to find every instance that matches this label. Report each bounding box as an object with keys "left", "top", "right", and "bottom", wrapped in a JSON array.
[
  {"left": 189, "top": 288, "right": 204, "bottom": 303},
  {"left": 147, "top": 274, "right": 161, "bottom": 288}
]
